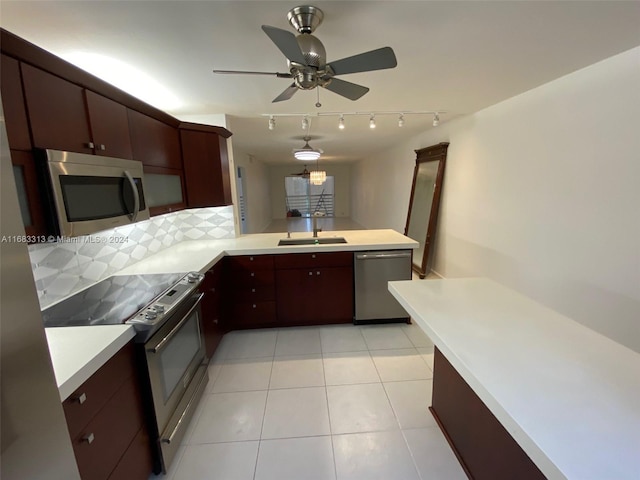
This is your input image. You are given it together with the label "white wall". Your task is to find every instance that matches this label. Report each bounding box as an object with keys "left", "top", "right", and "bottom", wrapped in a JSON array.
[
  {"left": 351, "top": 46, "right": 640, "bottom": 352},
  {"left": 233, "top": 149, "right": 272, "bottom": 233},
  {"left": 269, "top": 163, "right": 351, "bottom": 219}
]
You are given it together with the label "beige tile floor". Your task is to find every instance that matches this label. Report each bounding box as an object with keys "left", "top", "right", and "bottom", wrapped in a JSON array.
[{"left": 151, "top": 322, "right": 467, "bottom": 480}]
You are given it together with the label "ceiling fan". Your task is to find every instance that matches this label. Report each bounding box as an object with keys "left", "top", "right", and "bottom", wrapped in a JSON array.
[
  {"left": 291, "top": 166, "right": 310, "bottom": 178},
  {"left": 213, "top": 5, "right": 398, "bottom": 103}
]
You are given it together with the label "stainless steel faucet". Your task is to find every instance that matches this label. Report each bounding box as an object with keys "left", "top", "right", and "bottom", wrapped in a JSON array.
[{"left": 312, "top": 212, "right": 324, "bottom": 237}]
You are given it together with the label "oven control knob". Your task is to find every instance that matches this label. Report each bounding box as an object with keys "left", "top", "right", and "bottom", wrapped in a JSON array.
[
  {"left": 145, "top": 310, "right": 158, "bottom": 321},
  {"left": 153, "top": 304, "right": 165, "bottom": 313},
  {"left": 187, "top": 272, "right": 200, "bottom": 283}
]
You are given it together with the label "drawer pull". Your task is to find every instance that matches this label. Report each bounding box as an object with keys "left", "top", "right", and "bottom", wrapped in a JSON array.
[
  {"left": 82, "top": 433, "right": 95, "bottom": 445},
  {"left": 99, "top": 144, "right": 106, "bottom": 151},
  {"left": 75, "top": 393, "right": 87, "bottom": 404},
  {"left": 312, "top": 254, "right": 316, "bottom": 258},
  {"left": 317, "top": 271, "right": 321, "bottom": 275},
  {"left": 253, "top": 304, "right": 257, "bottom": 308},
  {"left": 250, "top": 272, "right": 255, "bottom": 277},
  {"left": 252, "top": 288, "right": 256, "bottom": 293},
  {"left": 250, "top": 256, "right": 254, "bottom": 261},
  {"left": 308, "top": 271, "right": 313, "bottom": 276},
  {"left": 86, "top": 141, "right": 95, "bottom": 149}
]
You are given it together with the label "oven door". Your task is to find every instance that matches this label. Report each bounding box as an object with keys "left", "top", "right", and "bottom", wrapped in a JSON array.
[{"left": 145, "top": 292, "right": 207, "bottom": 436}]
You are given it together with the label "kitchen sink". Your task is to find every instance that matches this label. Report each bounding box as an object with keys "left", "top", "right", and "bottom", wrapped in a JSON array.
[{"left": 278, "top": 237, "right": 348, "bottom": 246}]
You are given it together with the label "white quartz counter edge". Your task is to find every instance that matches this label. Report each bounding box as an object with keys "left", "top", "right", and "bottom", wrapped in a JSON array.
[
  {"left": 388, "top": 278, "right": 640, "bottom": 480},
  {"left": 118, "top": 229, "right": 418, "bottom": 275},
  {"left": 45, "top": 325, "right": 135, "bottom": 401}
]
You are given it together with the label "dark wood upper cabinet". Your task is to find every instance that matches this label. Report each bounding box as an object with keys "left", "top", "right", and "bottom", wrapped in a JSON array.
[
  {"left": 21, "top": 63, "right": 94, "bottom": 154},
  {"left": 1, "top": 54, "right": 32, "bottom": 150},
  {"left": 180, "top": 126, "right": 233, "bottom": 207},
  {"left": 128, "top": 109, "right": 181, "bottom": 169},
  {"left": 85, "top": 90, "right": 133, "bottom": 159}
]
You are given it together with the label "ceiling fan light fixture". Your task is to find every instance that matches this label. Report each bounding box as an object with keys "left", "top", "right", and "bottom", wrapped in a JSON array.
[{"left": 295, "top": 150, "right": 321, "bottom": 161}]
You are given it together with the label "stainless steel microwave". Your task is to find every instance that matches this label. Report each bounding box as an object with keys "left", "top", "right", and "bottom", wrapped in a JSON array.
[{"left": 43, "top": 149, "right": 150, "bottom": 237}]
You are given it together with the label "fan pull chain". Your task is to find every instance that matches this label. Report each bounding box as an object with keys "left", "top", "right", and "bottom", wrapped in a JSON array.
[{"left": 315, "top": 87, "right": 322, "bottom": 108}]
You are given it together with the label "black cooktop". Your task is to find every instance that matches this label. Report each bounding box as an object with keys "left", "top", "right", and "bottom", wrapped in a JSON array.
[{"left": 42, "top": 273, "right": 185, "bottom": 328}]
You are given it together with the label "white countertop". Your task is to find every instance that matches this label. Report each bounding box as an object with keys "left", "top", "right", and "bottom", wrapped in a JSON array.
[
  {"left": 118, "top": 229, "right": 418, "bottom": 275},
  {"left": 45, "top": 325, "right": 135, "bottom": 401},
  {"left": 389, "top": 278, "right": 640, "bottom": 480},
  {"left": 46, "top": 229, "right": 417, "bottom": 399}
]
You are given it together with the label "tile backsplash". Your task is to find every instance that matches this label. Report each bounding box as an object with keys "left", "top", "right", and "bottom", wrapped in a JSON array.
[{"left": 29, "top": 206, "right": 235, "bottom": 309}]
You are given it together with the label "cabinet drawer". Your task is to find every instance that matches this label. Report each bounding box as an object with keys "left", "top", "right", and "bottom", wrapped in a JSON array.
[
  {"left": 228, "top": 255, "right": 274, "bottom": 271},
  {"left": 231, "top": 284, "right": 275, "bottom": 302},
  {"left": 72, "top": 373, "right": 145, "bottom": 480},
  {"left": 63, "top": 342, "right": 136, "bottom": 440},
  {"left": 274, "top": 252, "right": 353, "bottom": 269},
  {"left": 229, "top": 268, "right": 274, "bottom": 287},
  {"left": 229, "top": 301, "right": 277, "bottom": 328},
  {"left": 107, "top": 426, "right": 153, "bottom": 480}
]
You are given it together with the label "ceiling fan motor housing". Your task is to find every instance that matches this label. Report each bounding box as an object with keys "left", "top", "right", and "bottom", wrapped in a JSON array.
[{"left": 287, "top": 5, "right": 324, "bottom": 34}]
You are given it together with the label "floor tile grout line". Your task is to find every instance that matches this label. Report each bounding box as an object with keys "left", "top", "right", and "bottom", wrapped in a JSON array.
[{"left": 252, "top": 343, "right": 276, "bottom": 480}]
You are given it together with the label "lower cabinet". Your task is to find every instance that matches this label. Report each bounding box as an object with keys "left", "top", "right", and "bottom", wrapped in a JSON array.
[
  {"left": 222, "top": 252, "right": 355, "bottom": 330},
  {"left": 201, "top": 262, "right": 225, "bottom": 359},
  {"left": 62, "top": 342, "right": 152, "bottom": 480},
  {"left": 275, "top": 252, "right": 354, "bottom": 325}
]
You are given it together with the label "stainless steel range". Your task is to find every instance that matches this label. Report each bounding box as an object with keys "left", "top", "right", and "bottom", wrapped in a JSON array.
[{"left": 42, "top": 271, "right": 209, "bottom": 473}]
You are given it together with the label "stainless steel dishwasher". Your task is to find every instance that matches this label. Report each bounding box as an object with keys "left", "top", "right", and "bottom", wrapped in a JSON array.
[{"left": 354, "top": 250, "right": 412, "bottom": 324}]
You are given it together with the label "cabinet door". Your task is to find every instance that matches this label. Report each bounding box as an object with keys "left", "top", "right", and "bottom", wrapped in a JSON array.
[
  {"left": 21, "top": 63, "right": 94, "bottom": 153},
  {"left": 142, "top": 165, "right": 186, "bottom": 216},
  {"left": 1, "top": 54, "right": 31, "bottom": 150},
  {"left": 181, "top": 129, "right": 228, "bottom": 207},
  {"left": 128, "top": 109, "right": 181, "bottom": 169},
  {"left": 275, "top": 268, "right": 318, "bottom": 324},
  {"left": 85, "top": 90, "right": 133, "bottom": 159},
  {"left": 201, "top": 263, "right": 224, "bottom": 359},
  {"left": 10, "top": 150, "right": 47, "bottom": 238},
  {"left": 313, "top": 266, "right": 354, "bottom": 323}
]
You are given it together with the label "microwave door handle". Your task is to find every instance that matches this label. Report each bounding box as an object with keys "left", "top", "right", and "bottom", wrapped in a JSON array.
[{"left": 123, "top": 170, "right": 140, "bottom": 222}]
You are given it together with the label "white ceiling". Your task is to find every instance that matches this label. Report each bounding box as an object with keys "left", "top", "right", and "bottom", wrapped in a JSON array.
[{"left": 2, "top": 1, "right": 640, "bottom": 165}]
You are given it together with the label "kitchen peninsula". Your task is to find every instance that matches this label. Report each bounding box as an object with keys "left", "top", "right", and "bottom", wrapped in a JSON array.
[
  {"left": 46, "top": 228, "right": 417, "bottom": 399},
  {"left": 389, "top": 278, "right": 640, "bottom": 480}
]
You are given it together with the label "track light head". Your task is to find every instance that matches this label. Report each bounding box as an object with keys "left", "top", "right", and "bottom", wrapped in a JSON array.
[
  {"left": 268, "top": 115, "right": 275, "bottom": 130},
  {"left": 369, "top": 115, "right": 376, "bottom": 129},
  {"left": 398, "top": 114, "right": 405, "bottom": 127},
  {"left": 338, "top": 115, "right": 345, "bottom": 130},
  {"left": 302, "top": 116, "right": 309, "bottom": 130},
  {"left": 432, "top": 113, "right": 440, "bottom": 127}
]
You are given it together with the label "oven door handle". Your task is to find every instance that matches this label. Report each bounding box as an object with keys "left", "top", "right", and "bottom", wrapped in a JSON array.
[
  {"left": 123, "top": 170, "right": 140, "bottom": 222},
  {"left": 148, "top": 293, "right": 205, "bottom": 354}
]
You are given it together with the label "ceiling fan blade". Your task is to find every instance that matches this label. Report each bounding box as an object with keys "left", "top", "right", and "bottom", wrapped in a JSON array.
[
  {"left": 273, "top": 83, "right": 299, "bottom": 103},
  {"left": 323, "top": 78, "right": 370, "bottom": 101},
  {"left": 327, "top": 47, "right": 397, "bottom": 75},
  {"left": 213, "top": 69, "right": 292, "bottom": 78},
  {"left": 262, "top": 25, "right": 308, "bottom": 65}
]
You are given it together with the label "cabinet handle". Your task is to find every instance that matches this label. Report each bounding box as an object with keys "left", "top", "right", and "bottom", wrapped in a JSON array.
[
  {"left": 213, "top": 318, "right": 218, "bottom": 324},
  {"left": 253, "top": 304, "right": 257, "bottom": 309},
  {"left": 210, "top": 287, "right": 216, "bottom": 293},
  {"left": 250, "top": 256, "right": 254, "bottom": 261},
  {"left": 99, "top": 144, "right": 106, "bottom": 151},
  {"left": 252, "top": 288, "right": 256, "bottom": 293},
  {"left": 308, "top": 271, "right": 313, "bottom": 276},
  {"left": 250, "top": 272, "right": 255, "bottom": 277},
  {"left": 82, "top": 433, "right": 95, "bottom": 445},
  {"left": 312, "top": 254, "right": 316, "bottom": 258},
  {"left": 86, "top": 142, "right": 95, "bottom": 149},
  {"left": 317, "top": 271, "right": 321, "bottom": 276},
  {"left": 74, "top": 393, "right": 87, "bottom": 404}
]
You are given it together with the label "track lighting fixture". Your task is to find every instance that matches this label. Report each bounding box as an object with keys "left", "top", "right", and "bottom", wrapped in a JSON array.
[{"left": 263, "top": 111, "right": 445, "bottom": 130}]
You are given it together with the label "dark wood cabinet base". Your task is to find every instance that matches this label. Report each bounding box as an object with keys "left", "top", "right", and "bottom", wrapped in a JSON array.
[{"left": 431, "top": 348, "right": 546, "bottom": 480}]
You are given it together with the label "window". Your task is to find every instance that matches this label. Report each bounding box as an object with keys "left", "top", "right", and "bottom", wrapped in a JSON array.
[{"left": 285, "top": 176, "right": 334, "bottom": 217}]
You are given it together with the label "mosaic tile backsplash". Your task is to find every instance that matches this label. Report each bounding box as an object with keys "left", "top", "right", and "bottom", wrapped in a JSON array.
[{"left": 29, "top": 206, "right": 235, "bottom": 309}]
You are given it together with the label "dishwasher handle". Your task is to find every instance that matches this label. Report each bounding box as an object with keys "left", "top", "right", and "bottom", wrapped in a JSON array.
[{"left": 356, "top": 251, "right": 412, "bottom": 260}]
